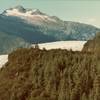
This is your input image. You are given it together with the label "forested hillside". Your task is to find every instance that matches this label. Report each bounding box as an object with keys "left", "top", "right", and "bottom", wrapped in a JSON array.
[
  {"left": 0, "top": 47, "right": 99, "bottom": 100},
  {"left": 83, "top": 32, "right": 100, "bottom": 53}
]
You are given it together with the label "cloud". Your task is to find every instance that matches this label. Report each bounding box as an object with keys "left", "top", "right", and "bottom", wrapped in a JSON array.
[
  {"left": 79, "top": 17, "right": 100, "bottom": 28},
  {"left": 88, "top": 18, "right": 96, "bottom": 23},
  {"left": 86, "top": 17, "right": 100, "bottom": 28}
]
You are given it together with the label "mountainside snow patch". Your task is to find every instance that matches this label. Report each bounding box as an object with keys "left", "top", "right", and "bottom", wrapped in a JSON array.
[
  {"left": 33, "top": 41, "right": 87, "bottom": 51},
  {"left": 0, "top": 55, "right": 8, "bottom": 68}
]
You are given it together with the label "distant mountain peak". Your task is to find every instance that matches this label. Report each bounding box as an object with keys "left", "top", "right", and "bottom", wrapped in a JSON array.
[
  {"left": 13, "top": 5, "right": 26, "bottom": 13},
  {"left": 14, "top": 6, "right": 43, "bottom": 14},
  {"left": 2, "top": 6, "right": 45, "bottom": 16},
  {"left": 2, "top": 6, "right": 58, "bottom": 24},
  {"left": 31, "top": 9, "right": 45, "bottom": 15},
  {"left": 14, "top": 5, "right": 24, "bottom": 9}
]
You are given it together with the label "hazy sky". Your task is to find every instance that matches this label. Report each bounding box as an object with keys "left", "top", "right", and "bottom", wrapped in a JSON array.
[{"left": 0, "top": 0, "right": 100, "bottom": 27}]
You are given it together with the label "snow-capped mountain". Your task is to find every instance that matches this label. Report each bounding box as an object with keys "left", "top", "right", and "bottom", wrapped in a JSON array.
[
  {"left": 3, "top": 6, "right": 59, "bottom": 25},
  {"left": 3, "top": 5, "right": 46, "bottom": 16},
  {"left": 0, "top": 6, "right": 100, "bottom": 54},
  {"left": 1, "top": 6, "right": 99, "bottom": 41}
]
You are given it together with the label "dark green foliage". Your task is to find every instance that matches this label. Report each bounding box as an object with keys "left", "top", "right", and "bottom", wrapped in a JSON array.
[{"left": 0, "top": 47, "right": 99, "bottom": 100}]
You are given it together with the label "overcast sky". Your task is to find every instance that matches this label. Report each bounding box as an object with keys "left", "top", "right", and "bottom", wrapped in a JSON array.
[{"left": 0, "top": 0, "right": 100, "bottom": 28}]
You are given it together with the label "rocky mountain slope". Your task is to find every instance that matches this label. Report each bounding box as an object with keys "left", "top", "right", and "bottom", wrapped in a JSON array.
[
  {"left": 0, "top": 5, "right": 100, "bottom": 54},
  {"left": 1, "top": 6, "right": 99, "bottom": 42},
  {"left": 0, "top": 32, "right": 30, "bottom": 54}
]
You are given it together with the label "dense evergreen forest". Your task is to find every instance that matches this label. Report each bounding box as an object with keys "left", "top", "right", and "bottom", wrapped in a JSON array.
[
  {"left": 0, "top": 34, "right": 100, "bottom": 100},
  {"left": 83, "top": 32, "right": 100, "bottom": 54}
]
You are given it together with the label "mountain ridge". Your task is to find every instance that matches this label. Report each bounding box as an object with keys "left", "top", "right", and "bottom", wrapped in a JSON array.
[{"left": 0, "top": 6, "right": 100, "bottom": 54}]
